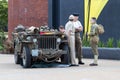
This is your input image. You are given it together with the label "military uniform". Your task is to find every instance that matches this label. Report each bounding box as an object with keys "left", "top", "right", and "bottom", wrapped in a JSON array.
[
  {"left": 73, "top": 20, "right": 83, "bottom": 64},
  {"left": 89, "top": 23, "right": 99, "bottom": 65},
  {"left": 65, "top": 16, "right": 78, "bottom": 65}
]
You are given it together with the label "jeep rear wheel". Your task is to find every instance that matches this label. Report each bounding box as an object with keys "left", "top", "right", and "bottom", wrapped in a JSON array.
[
  {"left": 14, "top": 46, "right": 20, "bottom": 64},
  {"left": 22, "top": 46, "right": 31, "bottom": 68}
]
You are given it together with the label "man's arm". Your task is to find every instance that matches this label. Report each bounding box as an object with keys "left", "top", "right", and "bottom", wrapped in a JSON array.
[
  {"left": 76, "top": 26, "right": 83, "bottom": 32},
  {"left": 75, "top": 21, "right": 83, "bottom": 32}
]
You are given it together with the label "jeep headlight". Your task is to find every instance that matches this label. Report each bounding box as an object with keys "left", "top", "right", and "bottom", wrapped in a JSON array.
[
  {"left": 33, "top": 38, "right": 37, "bottom": 43},
  {"left": 57, "top": 38, "right": 61, "bottom": 43},
  {"left": 26, "top": 36, "right": 31, "bottom": 41}
]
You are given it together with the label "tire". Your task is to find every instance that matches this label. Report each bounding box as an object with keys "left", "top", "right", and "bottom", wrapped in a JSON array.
[
  {"left": 22, "top": 46, "right": 32, "bottom": 68},
  {"left": 61, "top": 45, "right": 70, "bottom": 64},
  {"left": 14, "top": 46, "right": 20, "bottom": 64}
]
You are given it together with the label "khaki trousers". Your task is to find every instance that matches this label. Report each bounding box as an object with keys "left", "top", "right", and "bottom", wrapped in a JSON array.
[
  {"left": 90, "top": 36, "right": 99, "bottom": 56},
  {"left": 69, "top": 35, "right": 78, "bottom": 65},
  {"left": 75, "top": 33, "right": 82, "bottom": 62}
]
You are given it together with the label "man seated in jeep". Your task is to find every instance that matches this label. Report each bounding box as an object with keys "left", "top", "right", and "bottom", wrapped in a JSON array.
[{"left": 59, "top": 25, "right": 65, "bottom": 33}]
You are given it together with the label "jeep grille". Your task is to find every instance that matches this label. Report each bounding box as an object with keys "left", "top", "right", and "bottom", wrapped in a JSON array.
[{"left": 38, "top": 36, "right": 57, "bottom": 49}]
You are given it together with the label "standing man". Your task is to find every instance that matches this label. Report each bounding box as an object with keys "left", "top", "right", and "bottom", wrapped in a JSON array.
[
  {"left": 73, "top": 13, "right": 84, "bottom": 65},
  {"left": 65, "top": 15, "right": 78, "bottom": 66},
  {"left": 88, "top": 17, "right": 99, "bottom": 66}
]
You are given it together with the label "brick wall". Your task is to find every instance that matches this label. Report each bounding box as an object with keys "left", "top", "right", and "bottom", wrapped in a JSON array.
[{"left": 8, "top": 0, "right": 48, "bottom": 39}]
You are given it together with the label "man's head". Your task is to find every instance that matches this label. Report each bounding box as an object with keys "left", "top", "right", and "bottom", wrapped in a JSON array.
[
  {"left": 90, "top": 17, "right": 97, "bottom": 24},
  {"left": 69, "top": 15, "right": 74, "bottom": 21},
  {"left": 73, "top": 13, "right": 79, "bottom": 21},
  {"left": 59, "top": 25, "right": 65, "bottom": 33},
  {"left": 59, "top": 25, "right": 64, "bottom": 29}
]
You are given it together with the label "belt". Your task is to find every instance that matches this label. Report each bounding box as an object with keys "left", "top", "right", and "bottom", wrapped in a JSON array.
[
  {"left": 75, "top": 32, "right": 80, "bottom": 33},
  {"left": 70, "top": 34, "right": 74, "bottom": 36},
  {"left": 70, "top": 33, "right": 75, "bottom": 36},
  {"left": 90, "top": 33, "right": 98, "bottom": 36}
]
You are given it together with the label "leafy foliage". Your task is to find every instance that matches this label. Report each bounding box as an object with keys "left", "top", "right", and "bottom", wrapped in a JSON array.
[
  {"left": 106, "top": 38, "right": 114, "bottom": 48},
  {"left": 117, "top": 39, "right": 120, "bottom": 48},
  {"left": 0, "top": 0, "right": 8, "bottom": 31},
  {"left": 98, "top": 41, "right": 105, "bottom": 47},
  {"left": 0, "top": 30, "right": 5, "bottom": 50},
  {"left": 82, "top": 38, "right": 90, "bottom": 47},
  {"left": 82, "top": 37, "right": 120, "bottom": 48}
]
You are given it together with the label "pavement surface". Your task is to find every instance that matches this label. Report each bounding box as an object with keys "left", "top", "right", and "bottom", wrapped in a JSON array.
[{"left": 0, "top": 54, "right": 120, "bottom": 80}]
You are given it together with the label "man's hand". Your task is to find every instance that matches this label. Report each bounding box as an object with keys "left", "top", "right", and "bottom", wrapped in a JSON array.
[
  {"left": 68, "top": 30, "right": 72, "bottom": 35},
  {"left": 75, "top": 26, "right": 83, "bottom": 32}
]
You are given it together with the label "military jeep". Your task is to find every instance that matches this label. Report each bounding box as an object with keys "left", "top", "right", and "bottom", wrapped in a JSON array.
[{"left": 12, "top": 25, "right": 70, "bottom": 68}]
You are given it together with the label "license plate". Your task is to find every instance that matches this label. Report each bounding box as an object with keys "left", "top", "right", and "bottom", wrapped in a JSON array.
[{"left": 32, "top": 50, "right": 39, "bottom": 57}]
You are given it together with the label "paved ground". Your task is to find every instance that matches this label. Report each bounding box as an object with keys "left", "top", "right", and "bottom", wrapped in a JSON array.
[{"left": 0, "top": 54, "right": 120, "bottom": 80}]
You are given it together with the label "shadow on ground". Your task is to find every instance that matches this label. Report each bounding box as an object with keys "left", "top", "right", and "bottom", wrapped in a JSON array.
[{"left": 31, "top": 62, "right": 70, "bottom": 68}]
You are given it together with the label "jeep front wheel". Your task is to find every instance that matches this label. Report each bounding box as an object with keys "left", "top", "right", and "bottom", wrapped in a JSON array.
[{"left": 22, "top": 46, "right": 31, "bottom": 68}]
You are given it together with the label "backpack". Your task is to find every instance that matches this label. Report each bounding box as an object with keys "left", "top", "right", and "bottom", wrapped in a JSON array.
[{"left": 97, "top": 24, "right": 105, "bottom": 34}]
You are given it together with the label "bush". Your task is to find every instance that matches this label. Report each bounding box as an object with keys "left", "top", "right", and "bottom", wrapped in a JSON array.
[
  {"left": 117, "top": 39, "right": 120, "bottom": 48},
  {"left": 0, "top": 0, "right": 8, "bottom": 31},
  {"left": 82, "top": 36, "right": 120, "bottom": 48},
  {"left": 0, "top": 30, "right": 5, "bottom": 51},
  {"left": 82, "top": 38, "right": 90, "bottom": 47},
  {"left": 82, "top": 37, "right": 118, "bottom": 48},
  {"left": 106, "top": 38, "right": 114, "bottom": 48},
  {"left": 98, "top": 41, "right": 105, "bottom": 47},
  {"left": 0, "top": 45, "right": 4, "bottom": 50}
]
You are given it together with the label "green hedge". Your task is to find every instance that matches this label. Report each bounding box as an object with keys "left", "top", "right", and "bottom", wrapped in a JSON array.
[{"left": 83, "top": 38, "right": 120, "bottom": 48}]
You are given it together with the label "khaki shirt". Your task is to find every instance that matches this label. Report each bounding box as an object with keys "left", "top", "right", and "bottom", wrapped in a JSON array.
[
  {"left": 73, "top": 20, "right": 83, "bottom": 29},
  {"left": 89, "top": 23, "right": 99, "bottom": 36}
]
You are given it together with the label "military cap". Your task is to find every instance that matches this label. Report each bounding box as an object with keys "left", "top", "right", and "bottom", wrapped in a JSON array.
[
  {"left": 59, "top": 25, "right": 64, "bottom": 29},
  {"left": 73, "top": 13, "right": 80, "bottom": 16},
  {"left": 69, "top": 15, "right": 74, "bottom": 20}
]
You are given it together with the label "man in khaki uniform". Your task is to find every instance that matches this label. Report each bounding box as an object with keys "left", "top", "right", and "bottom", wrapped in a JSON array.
[
  {"left": 65, "top": 15, "right": 78, "bottom": 66},
  {"left": 88, "top": 17, "right": 99, "bottom": 66},
  {"left": 73, "top": 13, "right": 84, "bottom": 65}
]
